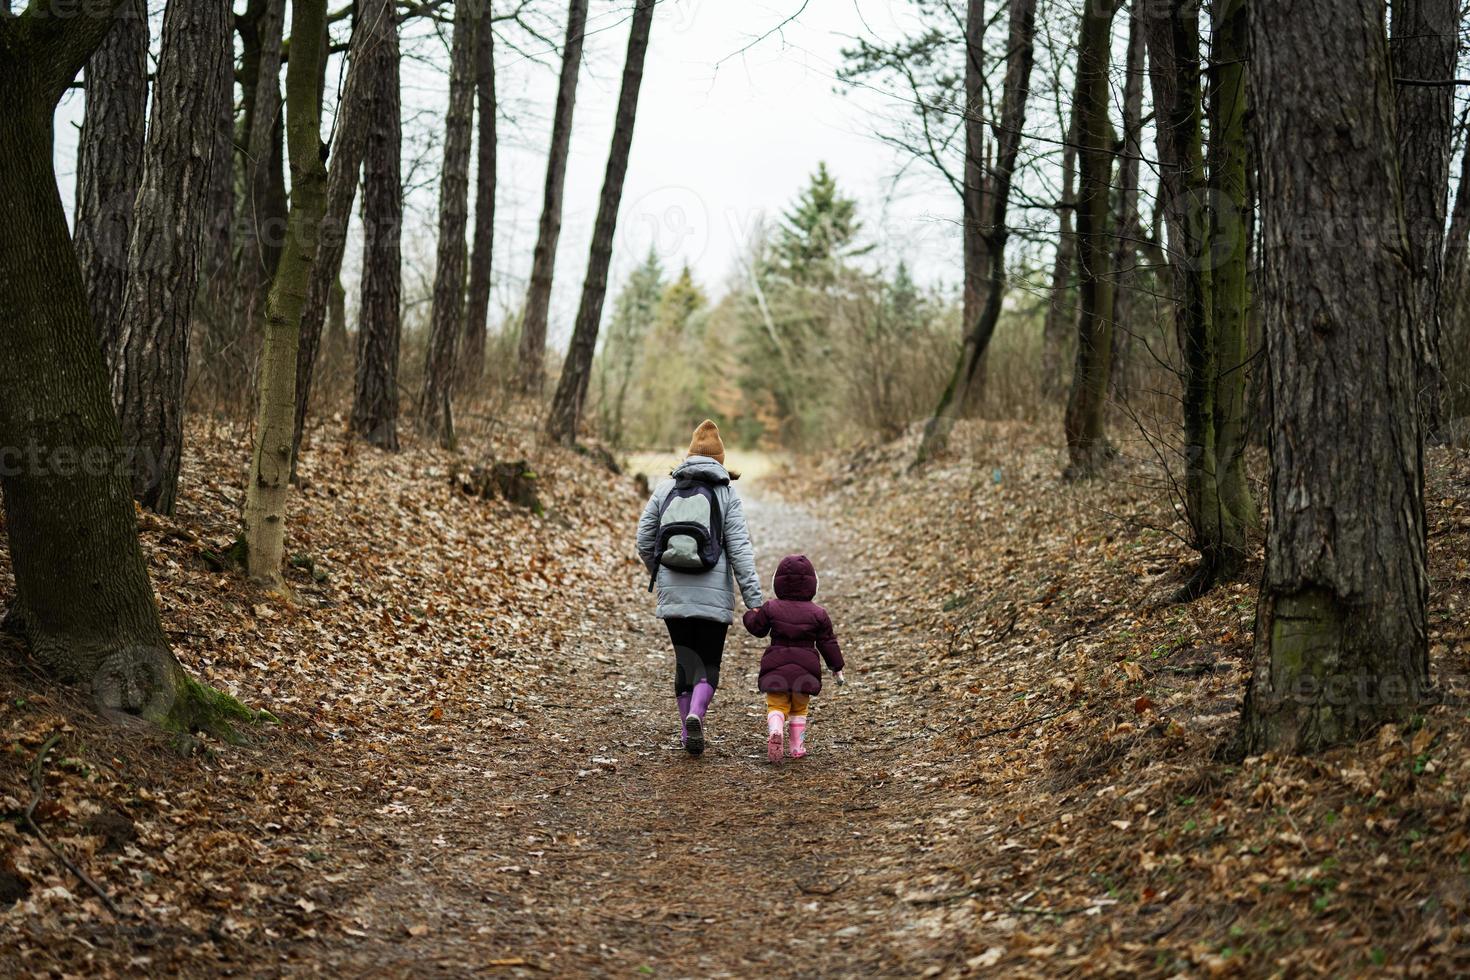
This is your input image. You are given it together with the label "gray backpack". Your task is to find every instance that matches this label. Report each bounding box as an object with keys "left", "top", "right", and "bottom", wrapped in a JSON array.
[{"left": 648, "top": 479, "right": 724, "bottom": 590}]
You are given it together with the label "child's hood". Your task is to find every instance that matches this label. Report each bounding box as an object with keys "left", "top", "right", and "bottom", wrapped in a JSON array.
[{"left": 773, "top": 554, "right": 818, "bottom": 601}]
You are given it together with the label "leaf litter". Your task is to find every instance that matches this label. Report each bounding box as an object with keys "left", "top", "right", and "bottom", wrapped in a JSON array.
[{"left": 0, "top": 413, "right": 1466, "bottom": 976}]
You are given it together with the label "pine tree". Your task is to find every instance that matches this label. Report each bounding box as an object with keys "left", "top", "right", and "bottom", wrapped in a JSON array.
[{"left": 772, "top": 163, "right": 866, "bottom": 286}]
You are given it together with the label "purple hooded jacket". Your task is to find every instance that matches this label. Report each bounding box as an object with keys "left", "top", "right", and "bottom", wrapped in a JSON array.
[{"left": 742, "top": 555, "right": 845, "bottom": 696}]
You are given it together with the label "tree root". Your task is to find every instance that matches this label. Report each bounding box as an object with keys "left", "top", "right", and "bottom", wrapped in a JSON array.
[{"left": 161, "top": 675, "right": 278, "bottom": 745}]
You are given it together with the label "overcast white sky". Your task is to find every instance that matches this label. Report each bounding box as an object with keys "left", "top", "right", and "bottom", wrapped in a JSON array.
[{"left": 53, "top": 0, "right": 966, "bottom": 347}]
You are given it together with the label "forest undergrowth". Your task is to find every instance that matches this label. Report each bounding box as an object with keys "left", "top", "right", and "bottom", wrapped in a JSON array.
[
  {"left": 0, "top": 411, "right": 648, "bottom": 974},
  {"left": 796, "top": 418, "right": 1470, "bottom": 975},
  {"left": 1, "top": 414, "right": 1468, "bottom": 976}
]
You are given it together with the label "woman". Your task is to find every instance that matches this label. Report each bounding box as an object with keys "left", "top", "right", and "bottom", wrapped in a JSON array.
[{"left": 637, "top": 420, "right": 763, "bottom": 756}]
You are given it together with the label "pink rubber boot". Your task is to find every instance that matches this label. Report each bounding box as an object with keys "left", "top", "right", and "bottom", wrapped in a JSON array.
[
  {"left": 788, "top": 716, "right": 808, "bottom": 758},
  {"left": 766, "top": 711, "right": 785, "bottom": 763}
]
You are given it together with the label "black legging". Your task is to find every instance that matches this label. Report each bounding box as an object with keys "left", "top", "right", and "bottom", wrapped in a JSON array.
[{"left": 666, "top": 617, "right": 729, "bottom": 694}]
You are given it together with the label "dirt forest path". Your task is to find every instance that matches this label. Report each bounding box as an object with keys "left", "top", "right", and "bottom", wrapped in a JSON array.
[{"left": 296, "top": 478, "right": 983, "bottom": 977}]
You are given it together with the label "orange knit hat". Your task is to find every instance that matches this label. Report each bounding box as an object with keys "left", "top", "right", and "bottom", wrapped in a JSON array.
[{"left": 687, "top": 419, "right": 725, "bottom": 465}]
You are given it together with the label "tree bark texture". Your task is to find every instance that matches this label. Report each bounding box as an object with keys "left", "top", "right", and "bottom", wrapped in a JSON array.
[
  {"left": 1391, "top": 0, "right": 1457, "bottom": 439},
  {"left": 1207, "top": 0, "right": 1257, "bottom": 541},
  {"left": 460, "top": 5, "right": 497, "bottom": 391},
  {"left": 1240, "top": 0, "right": 1428, "bottom": 754},
  {"left": 243, "top": 0, "right": 330, "bottom": 589},
  {"left": 110, "top": 0, "right": 233, "bottom": 516},
  {"left": 196, "top": 22, "right": 236, "bottom": 382},
  {"left": 0, "top": 4, "right": 255, "bottom": 735},
  {"left": 73, "top": 0, "right": 147, "bottom": 358},
  {"left": 546, "top": 0, "right": 656, "bottom": 445},
  {"left": 291, "top": 0, "right": 392, "bottom": 474},
  {"left": 350, "top": 11, "right": 403, "bottom": 450},
  {"left": 1062, "top": 0, "right": 1117, "bottom": 478},
  {"left": 915, "top": 0, "right": 1037, "bottom": 464},
  {"left": 515, "top": 0, "right": 589, "bottom": 396},
  {"left": 419, "top": 0, "right": 478, "bottom": 443}
]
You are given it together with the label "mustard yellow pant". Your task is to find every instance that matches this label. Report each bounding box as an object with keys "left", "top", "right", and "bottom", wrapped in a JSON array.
[{"left": 765, "top": 692, "right": 811, "bottom": 719}]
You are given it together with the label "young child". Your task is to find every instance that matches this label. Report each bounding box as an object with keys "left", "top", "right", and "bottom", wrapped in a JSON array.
[{"left": 741, "top": 554, "right": 846, "bottom": 763}]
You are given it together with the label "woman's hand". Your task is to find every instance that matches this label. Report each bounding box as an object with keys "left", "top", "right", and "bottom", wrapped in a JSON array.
[{"left": 833, "top": 670, "right": 846, "bottom": 686}]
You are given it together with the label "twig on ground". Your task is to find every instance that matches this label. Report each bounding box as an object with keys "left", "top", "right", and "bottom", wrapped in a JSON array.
[
  {"left": 970, "top": 708, "right": 1068, "bottom": 741},
  {"left": 24, "top": 732, "right": 125, "bottom": 920}
]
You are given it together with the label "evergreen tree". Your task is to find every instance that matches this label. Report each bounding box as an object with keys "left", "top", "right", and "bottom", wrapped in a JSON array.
[
  {"left": 772, "top": 163, "right": 867, "bottom": 285},
  {"left": 595, "top": 249, "right": 664, "bottom": 446}
]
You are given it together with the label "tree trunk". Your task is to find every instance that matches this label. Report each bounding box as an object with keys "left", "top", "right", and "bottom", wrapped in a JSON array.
[
  {"left": 73, "top": 0, "right": 147, "bottom": 357},
  {"left": 460, "top": 6, "right": 497, "bottom": 392},
  {"left": 1109, "top": 1, "right": 1145, "bottom": 404},
  {"left": 1208, "top": 0, "right": 1258, "bottom": 542},
  {"left": 242, "top": 0, "right": 331, "bottom": 589},
  {"left": 1239, "top": 0, "right": 1428, "bottom": 754},
  {"left": 0, "top": 6, "right": 257, "bottom": 737},
  {"left": 515, "top": 0, "right": 590, "bottom": 396},
  {"left": 196, "top": 25, "right": 236, "bottom": 385},
  {"left": 1439, "top": 131, "right": 1470, "bottom": 420},
  {"left": 1040, "top": 110, "right": 1079, "bottom": 401},
  {"left": 1145, "top": 1, "right": 1242, "bottom": 595},
  {"left": 110, "top": 0, "right": 234, "bottom": 516},
  {"left": 1391, "top": 0, "right": 1456, "bottom": 440},
  {"left": 1062, "top": 0, "right": 1117, "bottom": 478},
  {"left": 350, "top": 10, "right": 403, "bottom": 451},
  {"left": 229, "top": 0, "right": 286, "bottom": 408},
  {"left": 915, "top": 0, "right": 1037, "bottom": 464},
  {"left": 546, "top": 0, "right": 657, "bottom": 445},
  {"left": 290, "top": 0, "right": 390, "bottom": 476},
  {"left": 959, "top": 0, "right": 987, "bottom": 409},
  {"left": 419, "top": 0, "right": 479, "bottom": 443}
]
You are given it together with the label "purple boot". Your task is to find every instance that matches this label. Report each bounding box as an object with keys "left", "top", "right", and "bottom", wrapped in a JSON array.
[
  {"left": 676, "top": 693, "right": 692, "bottom": 745},
  {"left": 685, "top": 681, "right": 714, "bottom": 756}
]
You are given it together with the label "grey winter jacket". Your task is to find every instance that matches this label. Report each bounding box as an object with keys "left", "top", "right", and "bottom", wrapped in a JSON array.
[{"left": 637, "top": 456, "right": 763, "bottom": 622}]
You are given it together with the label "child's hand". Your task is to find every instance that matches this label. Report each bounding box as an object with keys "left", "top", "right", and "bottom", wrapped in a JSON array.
[{"left": 834, "top": 670, "right": 846, "bottom": 686}]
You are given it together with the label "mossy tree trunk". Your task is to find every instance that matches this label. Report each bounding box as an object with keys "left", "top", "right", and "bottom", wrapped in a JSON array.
[
  {"left": 291, "top": 0, "right": 390, "bottom": 476},
  {"left": 546, "top": 0, "right": 656, "bottom": 445},
  {"left": 460, "top": 6, "right": 497, "bottom": 392},
  {"left": 1207, "top": 0, "right": 1258, "bottom": 544},
  {"left": 915, "top": 0, "right": 1037, "bottom": 464},
  {"left": 0, "top": 0, "right": 258, "bottom": 738},
  {"left": 515, "top": 0, "right": 589, "bottom": 396},
  {"left": 73, "top": 0, "right": 147, "bottom": 356},
  {"left": 350, "top": 7, "right": 403, "bottom": 450},
  {"left": 1240, "top": 0, "right": 1428, "bottom": 754},
  {"left": 1061, "top": 0, "right": 1117, "bottom": 478},
  {"left": 111, "top": 0, "right": 234, "bottom": 516},
  {"left": 419, "top": 0, "right": 479, "bottom": 443},
  {"left": 243, "top": 0, "right": 331, "bottom": 589},
  {"left": 1390, "top": 0, "right": 1456, "bottom": 440}
]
